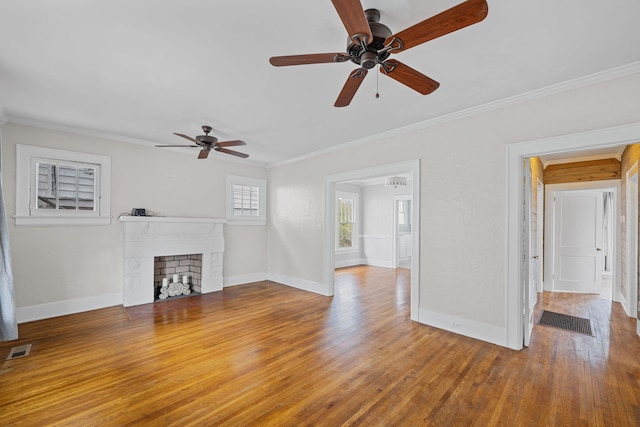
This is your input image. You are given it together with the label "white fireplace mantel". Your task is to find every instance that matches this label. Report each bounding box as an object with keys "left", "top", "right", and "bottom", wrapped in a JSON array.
[
  {"left": 119, "top": 216, "right": 226, "bottom": 307},
  {"left": 119, "top": 216, "right": 227, "bottom": 224}
]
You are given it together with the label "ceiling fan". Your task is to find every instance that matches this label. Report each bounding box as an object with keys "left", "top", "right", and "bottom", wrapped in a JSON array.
[
  {"left": 269, "top": 0, "right": 488, "bottom": 107},
  {"left": 155, "top": 126, "right": 249, "bottom": 159}
]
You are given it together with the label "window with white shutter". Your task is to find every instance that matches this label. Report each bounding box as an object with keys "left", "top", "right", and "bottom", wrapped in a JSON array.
[
  {"left": 16, "top": 144, "right": 111, "bottom": 225},
  {"left": 226, "top": 175, "right": 266, "bottom": 225},
  {"left": 35, "top": 161, "right": 97, "bottom": 212}
]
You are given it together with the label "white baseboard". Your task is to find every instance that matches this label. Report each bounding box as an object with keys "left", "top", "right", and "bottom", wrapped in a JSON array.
[
  {"left": 16, "top": 293, "right": 123, "bottom": 324},
  {"left": 364, "top": 258, "right": 394, "bottom": 269},
  {"left": 224, "top": 272, "right": 268, "bottom": 287},
  {"left": 267, "top": 272, "right": 330, "bottom": 296},
  {"left": 418, "top": 308, "right": 507, "bottom": 347},
  {"left": 334, "top": 258, "right": 365, "bottom": 268}
]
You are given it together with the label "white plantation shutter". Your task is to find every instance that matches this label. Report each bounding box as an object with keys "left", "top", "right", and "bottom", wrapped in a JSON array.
[
  {"left": 16, "top": 144, "right": 111, "bottom": 226},
  {"left": 226, "top": 175, "right": 267, "bottom": 225},
  {"left": 233, "top": 184, "right": 260, "bottom": 217},
  {"left": 35, "top": 160, "right": 97, "bottom": 212}
]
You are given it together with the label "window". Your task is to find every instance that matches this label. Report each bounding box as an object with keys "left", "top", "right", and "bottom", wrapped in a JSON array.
[
  {"left": 397, "top": 199, "right": 411, "bottom": 234},
  {"left": 16, "top": 144, "right": 111, "bottom": 225},
  {"left": 336, "top": 192, "right": 358, "bottom": 251},
  {"left": 35, "top": 161, "right": 97, "bottom": 211},
  {"left": 226, "top": 175, "right": 266, "bottom": 225}
]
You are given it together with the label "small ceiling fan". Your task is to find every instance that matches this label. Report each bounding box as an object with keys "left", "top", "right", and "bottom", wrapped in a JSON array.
[
  {"left": 269, "top": 0, "right": 488, "bottom": 107},
  {"left": 155, "top": 126, "right": 249, "bottom": 159}
]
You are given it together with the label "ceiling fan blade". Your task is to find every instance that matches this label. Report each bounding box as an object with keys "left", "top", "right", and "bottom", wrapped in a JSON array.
[
  {"left": 198, "top": 149, "right": 210, "bottom": 159},
  {"left": 335, "top": 68, "right": 368, "bottom": 107},
  {"left": 215, "top": 147, "right": 250, "bottom": 158},
  {"left": 331, "top": 0, "right": 373, "bottom": 44},
  {"left": 174, "top": 133, "right": 199, "bottom": 143},
  {"left": 269, "top": 53, "right": 350, "bottom": 67},
  {"left": 381, "top": 61, "right": 439, "bottom": 95},
  {"left": 216, "top": 140, "right": 246, "bottom": 147},
  {"left": 155, "top": 144, "right": 199, "bottom": 148},
  {"left": 384, "top": 0, "right": 488, "bottom": 53}
]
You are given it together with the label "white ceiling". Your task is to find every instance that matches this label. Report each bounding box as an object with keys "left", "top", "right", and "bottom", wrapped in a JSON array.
[{"left": 1, "top": 0, "right": 639, "bottom": 166}]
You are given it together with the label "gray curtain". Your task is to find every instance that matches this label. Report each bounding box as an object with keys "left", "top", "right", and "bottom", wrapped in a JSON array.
[{"left": 0, "top": 129, "right": 18, "bottom": 340}]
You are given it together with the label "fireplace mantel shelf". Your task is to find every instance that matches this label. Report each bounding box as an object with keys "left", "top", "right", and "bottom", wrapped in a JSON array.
[{"left": 119, "top": 216, "right": 226, "bottom": 224}]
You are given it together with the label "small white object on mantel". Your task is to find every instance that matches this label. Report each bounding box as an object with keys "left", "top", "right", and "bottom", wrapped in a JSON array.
[{"left": 119, "top": 216, "right": 226, "bottom": 307}]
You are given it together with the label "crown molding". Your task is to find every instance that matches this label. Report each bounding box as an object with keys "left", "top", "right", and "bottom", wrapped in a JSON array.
[
  {"left": 267, "top": 61, "right": 640, "bottom": 169},
  {"left": 4, "top": 117, "right": 266, "bottom": 167}
]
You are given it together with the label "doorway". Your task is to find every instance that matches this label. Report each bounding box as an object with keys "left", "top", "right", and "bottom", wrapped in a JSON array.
[
  {"left": 324, "top": 160, "right": 420, "bottom": 321},
  {"left": 506, "top": 122, "right": 640, "bottom": 350}
]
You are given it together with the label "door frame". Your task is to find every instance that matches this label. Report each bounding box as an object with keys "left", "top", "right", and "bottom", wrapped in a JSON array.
[
  {"left": 536, "top": 178, "right": 544, "bottom": 292},
  {"left": 506, "top": 122, "right": 640, "bottom": 350},
  {"left": 543, "top": 182, "right": 617, "bottom": 294},
  {"left": 624, "top": 162, "right": 638, "bottom": 317},
  {"left": 324, "top": 160, "right": 421, "bottom": 320}
]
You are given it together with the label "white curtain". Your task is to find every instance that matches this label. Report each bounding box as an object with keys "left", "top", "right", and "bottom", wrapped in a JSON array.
[{"left": 0, "top": 129, "right": 18, "bottom": 340}]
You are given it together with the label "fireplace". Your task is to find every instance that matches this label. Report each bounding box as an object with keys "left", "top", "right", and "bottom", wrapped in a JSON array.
[
  {"left": 154, "top": 254, "right": 202, "bottom": 292},
  {"left": 119, "top": 216, "right": 225, "bottom": 307}
]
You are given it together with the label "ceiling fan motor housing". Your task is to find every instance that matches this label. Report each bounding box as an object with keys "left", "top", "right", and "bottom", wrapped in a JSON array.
[{"left": 347, "top": 9, "right": 392, "bottom": 69}]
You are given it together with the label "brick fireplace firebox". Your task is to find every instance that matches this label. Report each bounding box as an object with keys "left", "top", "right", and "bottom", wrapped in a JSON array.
[{"left": 119, "top": 216, "right": 225, "bottom": 307}]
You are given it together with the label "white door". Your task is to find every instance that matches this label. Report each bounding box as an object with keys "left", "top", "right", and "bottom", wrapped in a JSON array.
[
  {"left": 553, "top": 190, "right": 604, "bottom": 293},
  {"left": 523, "top": 160, "right": 534, "bottom": 347}
]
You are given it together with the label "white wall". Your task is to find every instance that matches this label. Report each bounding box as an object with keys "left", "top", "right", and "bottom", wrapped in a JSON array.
[
  {"left": 361, "top": 183, "right": 411, "bottom": 268},
  {"left": 4, "top": 72, "right": 640, "bottom": 347},
  {"left": 1, "top": 123, "right": 268, "bottom": 321},
  {"left": 268, "top": 73, "right": 640, "bottom": 346}
]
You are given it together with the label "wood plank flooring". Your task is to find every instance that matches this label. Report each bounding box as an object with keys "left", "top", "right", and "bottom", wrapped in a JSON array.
[{"left": 1, "top": 265, "right": 640, "bottom": 425}]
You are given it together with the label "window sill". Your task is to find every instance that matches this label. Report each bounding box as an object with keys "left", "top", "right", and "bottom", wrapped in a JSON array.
[{"left": 14, "top": 215, "right": 112, "bottom": 226}]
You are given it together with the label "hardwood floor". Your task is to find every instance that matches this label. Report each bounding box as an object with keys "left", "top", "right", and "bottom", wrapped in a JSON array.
[{"left": 1, "top": 265, "right": 639, "bottom": 425}]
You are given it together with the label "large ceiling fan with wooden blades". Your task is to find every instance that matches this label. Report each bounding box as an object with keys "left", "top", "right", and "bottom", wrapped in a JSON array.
[
  {"left": 155, "top": 125, "right": 249, "bottom": 159},
  {"left": 269, "top": 0, "right": 488, "bottom": 107}
]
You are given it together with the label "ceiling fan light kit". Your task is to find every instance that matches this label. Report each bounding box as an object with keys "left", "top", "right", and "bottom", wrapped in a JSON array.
[
  {"left": 386, "top": 176, "right": 408, "bottom": 189},
  {"left": 269, "top": 0, "right": 488, "bottom": 107},
  {"left": 155, "top": 125, "right": 249, "bottom": 159}
]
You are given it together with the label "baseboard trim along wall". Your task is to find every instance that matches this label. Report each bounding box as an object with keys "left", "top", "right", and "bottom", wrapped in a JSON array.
[
  {"left": 16, "top": 293, "right": 123, "bottom": 324},
  {"left": 363, "top": 258, "right": 394, "bottom": 269},
  {"left": 223, "top": 272, "right": 268, "bottom": 287},
  {"left": 418, "top": 308, "right": 507, "bottom": 348},
  {"left": 267, "top": 272, "right": 330, "bottom": 296},
  {"left": 334, "top": 258, "right": 365, "bottom": 269}
]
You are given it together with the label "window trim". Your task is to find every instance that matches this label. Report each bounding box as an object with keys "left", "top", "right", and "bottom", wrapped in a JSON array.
[
  {"left": 335, "top": 191, "right": 359, "bottom": 253},
  {"left": 15, "top": 144, "right": 111, "bottom": 226},
  {"left": 225, "top": 175, "right": 267, "bottom": 226}
]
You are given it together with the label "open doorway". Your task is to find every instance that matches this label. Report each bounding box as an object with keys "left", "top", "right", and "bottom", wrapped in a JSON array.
[
  {"left": 506, "top": 122, "right": 640, "bottom": 350},
  {"left": 324, "top": 160, "right": 420, "bottom": 321}
]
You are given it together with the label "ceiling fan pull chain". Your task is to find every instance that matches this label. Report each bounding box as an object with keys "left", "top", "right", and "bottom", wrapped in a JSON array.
[{"left": 376, "top": 67, "right": 380, "bottom": 99}]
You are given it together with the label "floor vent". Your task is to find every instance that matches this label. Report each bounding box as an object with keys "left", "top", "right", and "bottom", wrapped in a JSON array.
[
  {"left": 6, "top": 344, "right": 32, "bottom": 360},
  {"left": 537, "top": 311, "right": 594, "bottom": 336}
]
